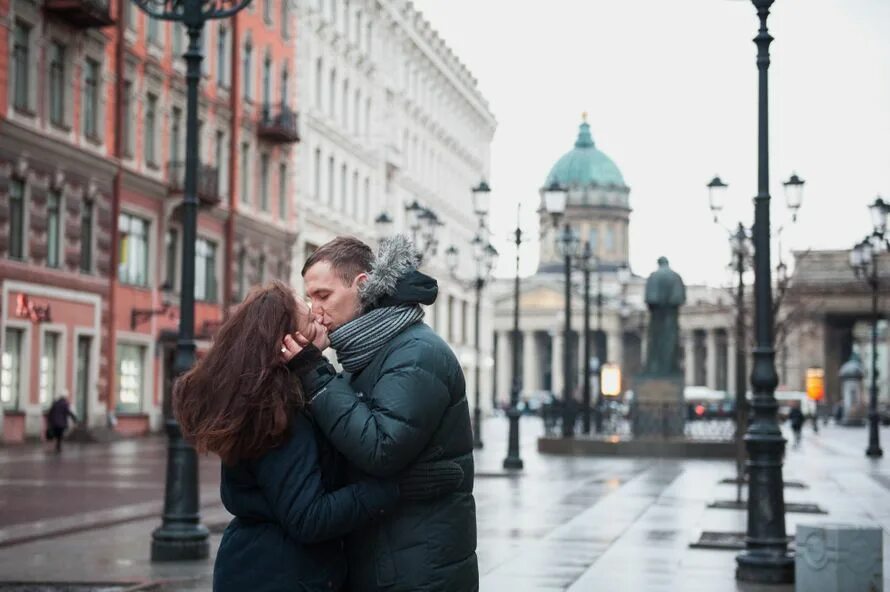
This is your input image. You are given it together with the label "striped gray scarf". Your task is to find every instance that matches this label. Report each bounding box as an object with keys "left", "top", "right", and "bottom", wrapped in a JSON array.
[{"left": 329, "top": 304, "right": 424, "bottom": 373}]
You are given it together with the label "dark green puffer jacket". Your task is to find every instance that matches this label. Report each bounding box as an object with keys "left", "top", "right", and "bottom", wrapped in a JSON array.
[{"left": 301, "top": 270, "right": 478, "bottom": 592}]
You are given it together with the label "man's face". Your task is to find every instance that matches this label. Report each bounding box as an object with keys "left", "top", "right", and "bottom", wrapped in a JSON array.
[{"left": 303, "top": 260, "right": 367, "bottom": 333}]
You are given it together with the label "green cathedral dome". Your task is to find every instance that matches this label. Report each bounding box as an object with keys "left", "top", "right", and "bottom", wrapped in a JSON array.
[{"left": 544, "top": 118, "right": 626, "bottom": 188}]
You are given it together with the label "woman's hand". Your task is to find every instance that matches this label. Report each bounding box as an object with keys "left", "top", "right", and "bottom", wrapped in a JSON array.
[{"left": 280, "top": 322, "right": 329, "bottom": 363}]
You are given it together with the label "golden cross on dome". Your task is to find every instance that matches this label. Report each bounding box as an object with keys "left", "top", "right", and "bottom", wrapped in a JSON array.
[{"left": 582, "top": 111, "right": 588, "bottom": 123}]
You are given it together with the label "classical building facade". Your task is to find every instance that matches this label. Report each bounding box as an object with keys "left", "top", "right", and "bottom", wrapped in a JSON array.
[
  {"left": 293, "top": 0, "right": 498, "bottom": 407},
  {"left": 0, "top": 0, "right": 298, "bottom": 441},
  {"left": 491, "top": 118, "right": 889, "bottom": 415}
]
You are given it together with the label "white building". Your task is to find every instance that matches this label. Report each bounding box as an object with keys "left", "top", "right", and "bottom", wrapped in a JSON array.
[{"left": 293, "top": 0, "right": 498, "bottom": 411}]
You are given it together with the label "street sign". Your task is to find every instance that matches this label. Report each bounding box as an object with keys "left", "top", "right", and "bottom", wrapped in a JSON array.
[{"left": 806, "top": 367, "right": 824, "bottom": 401}]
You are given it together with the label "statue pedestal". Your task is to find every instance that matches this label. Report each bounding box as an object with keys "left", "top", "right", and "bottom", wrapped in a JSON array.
[{"left": 632, "top": 374, "right": 685, "bottom": 438}]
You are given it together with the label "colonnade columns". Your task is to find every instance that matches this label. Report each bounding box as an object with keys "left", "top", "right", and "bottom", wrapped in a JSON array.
[
  {"left": 551, "top": 332, "right": 564, "bottom": 397},
  {"left": 523, "top": 331, "right": 538, "bottom": 394},
  {"left": 706, "top": 329, "right": 718, "bottom": 390},
  {"left": 496, "top": 330, "right": 512, "bottom": 407},
  {"left": 684, "top": 332, "right": 696, "bottom": 385}
]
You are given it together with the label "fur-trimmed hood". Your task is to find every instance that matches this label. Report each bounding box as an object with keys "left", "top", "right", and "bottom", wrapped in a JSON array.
[{"left": 359, "top": 235, "right": 438, "bottom": 311}]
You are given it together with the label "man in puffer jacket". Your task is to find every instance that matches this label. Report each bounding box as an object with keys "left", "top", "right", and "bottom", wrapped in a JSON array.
[{"left": 282, "top": 235, "right": 478, "bottom": 592}]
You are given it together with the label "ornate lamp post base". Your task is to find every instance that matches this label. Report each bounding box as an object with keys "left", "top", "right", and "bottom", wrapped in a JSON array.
[
  {"left": 736, "top": 551, "right": 794, "bottom": 584},
  {"left": 472, "top": 407, "right": 484, "bottom": 449},
  {"left": 150, "top": 419, "right": 209, "bottom": 562},
  {"left": 502, "top": 406, "right": 523, "bottom": 470}
]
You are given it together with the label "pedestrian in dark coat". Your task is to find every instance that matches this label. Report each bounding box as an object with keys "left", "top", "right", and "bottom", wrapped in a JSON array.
[
  {"left": 174, "top": 281, "right": 464, "bottom": 592},
  {"left": 283, "top": 236, "right": 478, "bottom": 592},
  {"left": 46, "top": 393, "right": 77, "bottom": 453},
  {"left": 789, "top": 404, "right": 805, "bottom": 446}
]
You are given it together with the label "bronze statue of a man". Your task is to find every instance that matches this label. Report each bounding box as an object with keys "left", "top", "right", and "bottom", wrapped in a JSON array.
[{"left": 644, "top": 257, "right": 686, "bottom": 376}]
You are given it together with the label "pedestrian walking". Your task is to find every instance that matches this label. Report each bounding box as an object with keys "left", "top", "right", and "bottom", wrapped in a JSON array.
[
  {"left": 45, "top": 392, "right": 77, "bottom": 453},
  {"left": 789, "top": 403, "right": 804, "bottom": 447}
]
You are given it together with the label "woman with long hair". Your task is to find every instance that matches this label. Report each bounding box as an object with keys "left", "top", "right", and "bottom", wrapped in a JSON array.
[{"left": 174, "top": 280, "right": 461, "bottom": 591}]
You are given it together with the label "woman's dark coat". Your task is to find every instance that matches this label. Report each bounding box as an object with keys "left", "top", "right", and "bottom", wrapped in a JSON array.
[{"left": 214, "top": 413, "right": 397, "bottom": 592}]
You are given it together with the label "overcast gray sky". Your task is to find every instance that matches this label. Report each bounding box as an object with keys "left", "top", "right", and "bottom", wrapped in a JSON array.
[{"left": 411, "top": 0, "right": 890, "bottom": 286}]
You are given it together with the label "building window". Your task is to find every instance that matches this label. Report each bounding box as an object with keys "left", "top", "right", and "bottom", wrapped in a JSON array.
[
  {"left": 342, "top": 79, "right": 349, "bottom": 128},
  {"left": 447, "top": 295, "right": 455, "bottom": 343},
  {"left": 353, "top": 89, "right": 361, "bottom": 135},
  {"left": 363, "top": 177, "right": 370, "bottom": 223},
  {"left": 116, "top": 344, "right": 145, "bottom": 412},
  {"left": 281, "top": 0, "right": 290, "bottom": 38},
  {"left": 280, "top": 66, "right": 289, "bottom": 106},
  {"left": 313, "top": 149, "right": 322, "bottom": 199},
  {"left": 461, "top": 300, "right": 468, "bottom": 344},
  {"left": 8, "top": 179, "right": 25, "bottom": 260},
  {"left": 217, "top": 27, "right": 227, "bottom": 87},
  {"left": 263, "top": 0, "right": 272, "bottom": 23},
  {"left": 170, "top": 106, "right": 182, "bottom": 164},
  {"left": 47, "top": 190, "right": 62, "bottom": 268},
  {"left": 48, "top": 42, "right": 66, "bottom": 126},
  {"left": 236, "top": 248, "right": 246, "bottom": 301},
  {"left": 80, "top": 199, "right": 94, "bottom": 273},
  {"left": 260, "top": 153, "right": 270, "bottom": 211},
  {"left": 145, "top": 93, "right": 158, "bottom": 167},
  {"left": 328, "top": 69, "right": 336, "bottom": 117},
  {"left": 257, "top": 253, "right": 266, "bottom": 285},
  {"left": 327, "top": 156, "right": 335, "bottom": 205},
  {"left": 365, "top": 98, "right": 371, "bottom": 136},
  {"left": 351, "top": 171, "right": 359, "bottom": 218},
  {"left": 240, "top": 142, "right": 250, "bottom": 204},
  {"left": 243, "top": 42, "right": 253, "bottom": 100},
  {"left": 1, "top": 328, "right": 24, "bottom": 409},
  {"left": 122, "top": 80, "right": 133, "bottom": 157},
  {"left": 165, "top": 228, "right": 178, "bottom": 288},
  {"left": 147, "top": 15, "right": 159, "bottom": 45},
  {"left": 315, "top": 58, "right": 323, "bottom": 107},
  {"left": 40, "top": 331, "right": 61, "bottom": 406},
  {"left": 605, "top": 227, "right": 614, "bottom": 251},
  {"left": 83, "top": 58, "right": 100, "bottom": 139},
  {"left": 263, "top": 56, "right": 272, "bottom": 107},
  {"left": 118, "top": 213, "right": 150, "bottom": 287},
  {"left": 340, "top": 164, "right": 347, "bottom": 212},
  {"left": 365, "top": 22, "right": 372, "bottom": 56},
  {"left": 195, "top": 237, "right": 217, "bottom": 302},
  {"left": 12, "top": 21, "right": 31, "bottom": 111},
  {"left": 173, "top": 22, "right": 183, "bottom": 56},
  {"left": 278, "top": 163, "right": 288, "bottom": 218}
]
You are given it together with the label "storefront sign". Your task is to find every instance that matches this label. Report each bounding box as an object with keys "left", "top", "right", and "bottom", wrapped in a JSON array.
[{"left": 14, "top": 294, "right": 52, "bottom": 323}]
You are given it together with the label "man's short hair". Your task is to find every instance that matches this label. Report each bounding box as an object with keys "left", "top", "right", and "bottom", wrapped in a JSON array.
[{"left": 302, "top": 236, "right": 374, "bottom": 285}]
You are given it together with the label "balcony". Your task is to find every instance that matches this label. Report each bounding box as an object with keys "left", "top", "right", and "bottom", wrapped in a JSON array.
[
  {"left": 257, "top": 104, "right": 300, "bottom": 144},
  {"left": 44, "top": 0, "right": 114, "bottom": 28},
  {"left": 167, "top": 162, "right": 221, "bottom": 207}
]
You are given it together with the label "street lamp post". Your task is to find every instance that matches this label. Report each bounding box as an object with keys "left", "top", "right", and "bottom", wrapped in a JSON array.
[
  {"left": 445, "top": 181, "right": 495, "bottom": 449},
  {"left": 503, "top": 203, "right": 525, "bottom": 470},
  {"left": 708, "top": 171, "right": 804, "bottom": 510},
  {"left": 849, "top": 196, "right": 889, "bottom": 459},
  {"left": 580, "top": 242, "right": 593, "bottom": 435},
  {"left": 542, "top": 181, "right": 579, "bottom": 438},
  {"left": 134, "top": 0, "right": 251, "bottom": 562},
  {"left": 735, "top": 0, "right": 794, "bottom": 583}
]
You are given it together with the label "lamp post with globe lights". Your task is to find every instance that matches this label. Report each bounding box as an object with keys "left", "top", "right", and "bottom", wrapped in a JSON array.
[
  {"left": 849, "top": 196, "right": 889, "bottom": 459},
  {"left": 541, "top": 181, "right": 581, "bottom": 437},
  {"left": 133, "top": 0, "right": 253, "bottom": 562},
  {"left": 445, "top": 181, "right": 496, "bottom": 449}
]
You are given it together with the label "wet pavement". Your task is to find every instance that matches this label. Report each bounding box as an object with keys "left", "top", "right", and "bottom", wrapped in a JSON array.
[{"left": 0, "top": 417, "right": 888, "bottom": 591}]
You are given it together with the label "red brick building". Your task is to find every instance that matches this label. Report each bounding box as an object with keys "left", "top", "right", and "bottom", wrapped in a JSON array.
[{"left": 0, "top": 0, "right": 298, "bottom": 442}]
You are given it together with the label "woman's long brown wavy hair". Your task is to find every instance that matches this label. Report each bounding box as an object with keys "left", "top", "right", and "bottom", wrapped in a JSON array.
[{"left": 173, "top": 280, "right": 307, "bottom": 465}]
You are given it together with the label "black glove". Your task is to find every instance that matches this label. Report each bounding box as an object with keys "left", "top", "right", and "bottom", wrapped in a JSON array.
[
  {"left": 286, "top": 344, "right": 325, "bottom": 377},
  {"left": 397, "top": 460, "right": 465, "bottom": 501}
]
